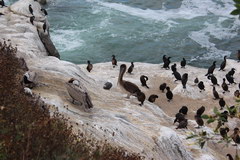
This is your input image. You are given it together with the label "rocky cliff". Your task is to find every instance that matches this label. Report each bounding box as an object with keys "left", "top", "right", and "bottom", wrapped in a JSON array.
[{"left": 1, "top": 0, "right": 240, "bottom": 159}]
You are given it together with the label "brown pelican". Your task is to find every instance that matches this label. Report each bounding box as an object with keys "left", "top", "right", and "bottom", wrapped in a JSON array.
[
  {"left": 118, "top": 64, "right": 140, "bottom": 98},
  {"left": 66, "top": 78, "right": 93, "bottom": 109}
]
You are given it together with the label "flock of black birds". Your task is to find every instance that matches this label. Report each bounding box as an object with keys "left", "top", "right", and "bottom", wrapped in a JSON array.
[
  {"left": 86, "top": 52, "right": 240, "bottom": 157},
  {"left": 86, "top": 53, "right": 240, "bottom": 105},
  {"left": 28, "top": 2, "right": 48, "bottom": 33},
  {"left": 1, "top": 0, "right": 240, "bottom": 158},
  {"left": 0, "top": 0, "right": 47, "bottom": 32}
]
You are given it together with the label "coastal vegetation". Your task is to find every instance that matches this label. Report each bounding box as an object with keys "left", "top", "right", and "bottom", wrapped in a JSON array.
[
  {"left": 0, "top": 48, "right": 142, "bottom": 160},
  {"left": 187, "top": 99, "right": 240, "bottom": 159},
  {"left": 231, "top": 0, "right": 240, "bottom": 16}
]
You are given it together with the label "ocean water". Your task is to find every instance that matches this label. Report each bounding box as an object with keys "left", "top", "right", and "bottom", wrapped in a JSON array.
[{"left": 8, "top": 0, "right": 240, "bottom": 67}]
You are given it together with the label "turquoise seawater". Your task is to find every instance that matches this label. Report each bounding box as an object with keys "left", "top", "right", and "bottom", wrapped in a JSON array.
[{"left": 7, "top": 0, "right": 240, "bottom": 67}]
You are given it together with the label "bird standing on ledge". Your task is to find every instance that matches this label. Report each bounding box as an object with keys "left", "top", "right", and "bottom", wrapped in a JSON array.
[
  {"left": 29, "top": 4, "right": 33, "bottom": 15},
  {"left": 112, "top": 55, "right": 117, "bottom": 68},
  {"left": 118, "top": 64, "right": 140, "bottom": 98},
  {"left": 86, "top": 60, "right": 93, "bottom": 72}
]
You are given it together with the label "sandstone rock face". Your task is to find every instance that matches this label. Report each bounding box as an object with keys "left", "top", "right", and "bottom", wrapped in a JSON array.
[{"left": 1, "top": 0, "right": 240, "bottom": 159}]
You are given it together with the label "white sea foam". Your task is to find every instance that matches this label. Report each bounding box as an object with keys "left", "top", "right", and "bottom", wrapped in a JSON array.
[
  {"left": 51, "top": 29, "right": 85, "bottom": 52},
  {"left": 88, "top": 0, "right": 235, "bottom": 22},
  {"left": 49, "top": 0, "right": 239, "bottom": 64},
  {"left": 188, "top": 20, "right": 236, "bottom": 60},
  {"left": 84, "top": 0, "right": 239, "bottom": 63}
]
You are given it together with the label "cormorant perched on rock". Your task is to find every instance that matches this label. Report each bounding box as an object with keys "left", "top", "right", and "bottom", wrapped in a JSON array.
[
  {"left": 198, "top": 81, "right": 205, "bottom": 92},
  {"left": 148, "top": 94, "right": 158, "bottom": 103},
  {"left": 112, "top": 55, "right": 117, "bottom": 68},
  {"left": 226, "top": 154, "right": 234, "bottom": 160},
  {"left": 234, "top": 90, "right": 240, "bottom": 98},
  {"left": 195, "top": 106, "right": 205, "bottom": 128},
  {"left": 162, "top": 55, "right": 167, "bottom": 63},
  {"left": 171, "top": 63, "right": 177, "bottom": 73},
  {"left": 174, "top": 112, "right": 185, "bottom": 124},
  {"left": 166, "top": 87, "right": 173, "bottom": 102},
  {"left": 127, "top": 62, "right": 134, "bottom": 74},
  {"left": 194, "top": 77, "right": 199, "bottom": 86},
  {"left": 219, "top": 56, "right": 227, "bottom": 71},
  {"left": 208, "top": 75, "right": 219, "bottom": 86},
  {"left": 118, "top": 64, "right": 140, "bottom": 98},
  {"left": 231, "top": 128, "right": 240, "bottom": 145},
  {"left": 29, "top": 4, "right": 33, "bottom": 15},
  {"left": 173, "top": 70, "right": 181, "bottom": 82},
  {"left": 220, "top": 111, "right": 229, "bottom": 123},
  {"left": 180, "top": 58, "right": 186, "bottom": 68},
  {"left": 41, "top": 8, "right": 48, "bottom": 16},
  {"left": 228, "top": 68, "right": 236, "bottom": 76},
  {"left": 136, "top": 90, "right": 145, "bottom": 106},
  {"left": 30, "top": 16, "right": 35, "bottom": 25},
  {"left": 86, "top": 60, "right": 93, "bottom": 72},
  {"left": 23, "top": 74, "right": 32, "bottom": 84},
  {"left": 162, "top": 57, "right": 171, "bottom": 69},
  {"left": 0, "top": 0, "right": 6, "bottom": 7},
  {"left": 181, "top": 73, "right": 188, "bottom": 89},
  {"left": 159, "top": 83, "right": 167, "bottom": 92},
  {"left": 237, "top": 50, "right": 240, "bottom": 62},
  {"left": 219, "top": 98, "right": 225, "bottom": 110},
  {"left": 220, "top": 127, "right": 229, "bottom": 139},
  {"left": 228, "top": 68, "right": 235, "bottom": 77},
  {"left": 179, "top": 106, "right": 188, "bottom": 115},
  {"left": 43, "top": 21, "right": 47, "bottom": 33},
  {"left": 213, "top": 86, "right": 220, "bottom": 100},
  {"left": 103, "top": 82, "right": 112, "bottom": 90},
  {"left": 205, "top": 61, "right": 216, "bottom": 76},
  {"left": 194, "top": 115, "right": 204, "bottom": 128},
  {"left": 176, "top": 118, "right": 188, "bottom": 129},
  {"left": 226, "top": 73, "right": 236, "bottom": 84},
  {"left": 196, "top": 106, "right": 205, "bottom": 117},
  {"left": 221, "top": 78, "right": 229, "bottom": 93},
  {"left": 140, "top": 75, "right": 149, "bottom": 89}
]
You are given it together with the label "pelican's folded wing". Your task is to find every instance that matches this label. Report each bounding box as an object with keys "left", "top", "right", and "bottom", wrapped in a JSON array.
[
  {"left": 65, "top": 83, "right": 93, "bottom": 109},
  {"left": 84, "top": 92, "right": 93, "bottom": 109}
]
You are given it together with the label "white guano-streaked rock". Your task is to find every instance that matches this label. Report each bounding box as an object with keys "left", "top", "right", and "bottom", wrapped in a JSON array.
[{"left": 1, "top": 0, "right": 240, "bottom": 159}]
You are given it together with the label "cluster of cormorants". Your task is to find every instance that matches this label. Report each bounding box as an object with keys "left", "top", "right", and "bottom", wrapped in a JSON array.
[
  {"left": 0, "top": 0, "right": 48, "bottom": 32},
  {"left": 86, "top": 53, "right": 240, "bottom": 157},
  {"left": 86, "top": 53, "right": 240, "bottom": 106},
  {"left": 28, "top": 2, "right": 47, "bottom": 33}
]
